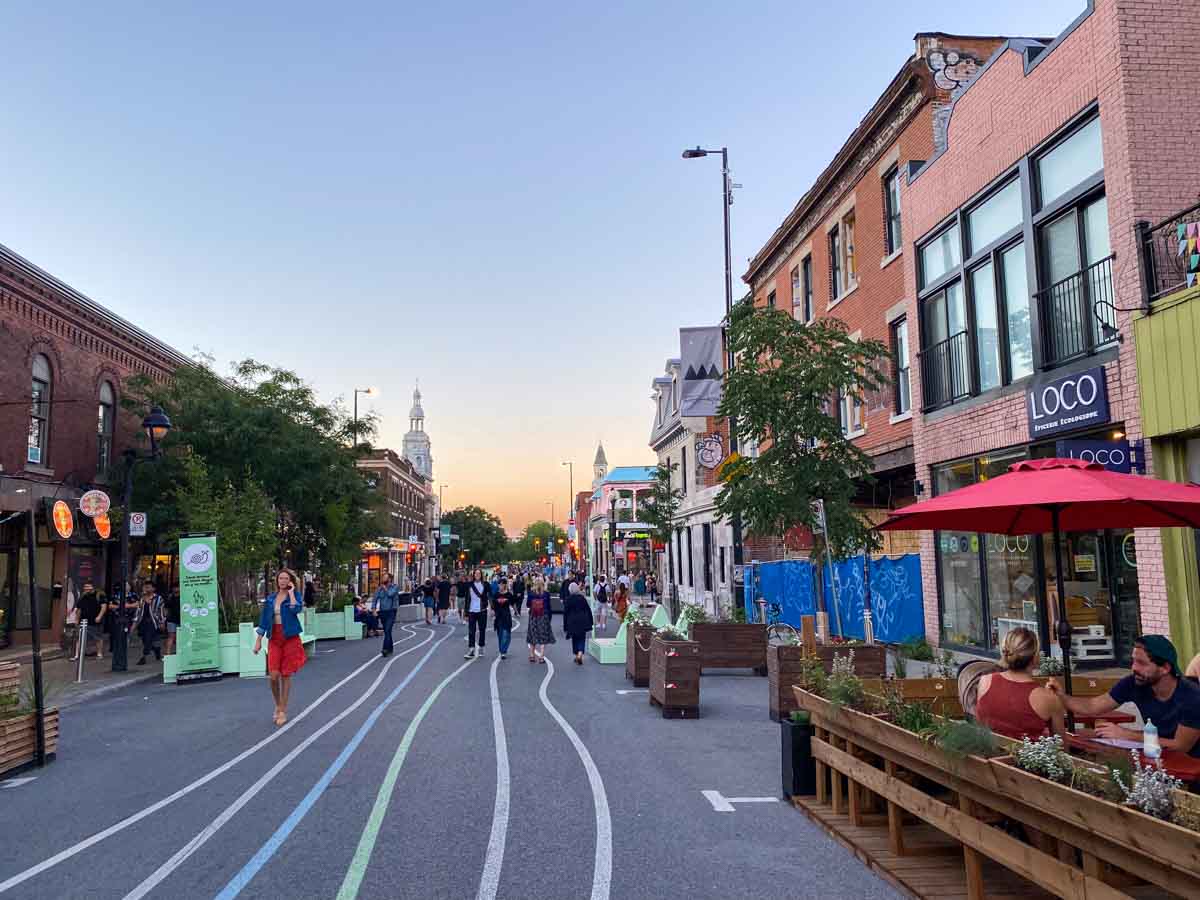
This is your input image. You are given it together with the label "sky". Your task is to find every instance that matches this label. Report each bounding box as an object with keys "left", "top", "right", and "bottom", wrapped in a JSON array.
[{"left": 1, "top": 0, "right": 1084, "bottom": 532}]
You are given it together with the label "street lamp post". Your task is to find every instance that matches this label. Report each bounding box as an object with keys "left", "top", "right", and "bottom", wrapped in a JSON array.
[
  {"left": 561, "top": 461, "right": 573, "bottom": 565},
  {"left": 608, "top": 495, "right": 617, "bottom": 579},
  {"left": 117, "top": 405, "right": 172, "bottom": 673},
  {"left": 352, "top": 387, "right": 377, "bottom": 447},
  {"left": 682, "top": 145, "right": 745, "bottom": 584}
]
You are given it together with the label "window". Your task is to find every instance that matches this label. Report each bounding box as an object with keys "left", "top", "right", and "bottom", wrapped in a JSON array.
[
  {"left": 702, "top": 524, "right": 712, "bottom": 592},
  {"left": 920, "top": 224, "right": 961, "bottom": 288},
  {"left": 884, "top": 167, "right": 902, "bottom": 254},
  {"left": 1037, "top": 193, "right": 1113, "bottom": 365},
  {"left": 1036, "top": 115, "right": 1103, "bottom": 208},
  {"left": 829, "top": 227, "right": 841, "bottom": 300},
  {"left": 790, "top": 265, "right": 801, "bottom": 310},
  {"left": 718, "top": 545, "right": 726, "bottom": 583},
  {"left": 891, "top": 318, "right": 911, "bottom": 414},
  {"left": 28, "top": 354, "right": 51, "bottom": 465},
  {"left": 921, "top": 280, "right": 969, "bottom": 404},
  {"left": 680, "top": 446, "right": 687, "bottom": 496},
  {"left": 1002, "top": 243, "right": 1033, "bottom": 379},
  {"left": 967, "top": 178, "right": 1022, "bottom": 254},
  {"left": 685, "top": 526, "right": 693, "bottom": 587},
  {"left": 767, "top": 289, "right": 776, "bottom": 310},
  {"left": 837, "top": 386, "right": 863, "bottom": 436},
  {"left": 97, "top": 381, "right": 115, "bottom": 472},
  {"left": 801, "top": 255, "right": 813, "bottom": 322},
  {"left": 970, "top": 263, "right": 1002, "bottom": 392},
  {"left": 842, "top": 211, "right": 856, "bottom": 287}
]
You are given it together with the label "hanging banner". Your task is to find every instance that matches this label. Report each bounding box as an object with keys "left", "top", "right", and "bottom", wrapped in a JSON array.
[
  {"left": 679, "top": 326, "right": 724, "bottom": 418},
  {"left": 178, "top": 534, "right": 220, "bottom": 674}
]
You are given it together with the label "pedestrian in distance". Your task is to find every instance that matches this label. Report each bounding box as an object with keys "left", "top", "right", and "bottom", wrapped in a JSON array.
[
  {"left": 253, "top": 568, "right": 307, "bottom": 727},
  {"left": 465, "top": 569, "right": 490, "bottom": 659},
  {"left": 130, "top": 581, "right": 166, "bottom": 666},
  {"left": 613, "top": 581, "right": 630, "bottom": 622},
  {"left": 511, "top": 572, "right": 525, "bottom": 620},
  {"left": 70, "top": 579, "right": 107, "bottom": 661},
  {"left": 593, "top": 575, "right": 610, "bottom": 633},
  {"left": 422, "top": 577, "right": 437, "bottom": 625},
  {"left": 525, "top": 576, "right": 556, "bottom": 663},
  {"left": 455, "top": 573, "right": 470, "bottom": 627},
  {"left": 353, "top": 596, "right": 380, "bottom": 636},
  {"left": 164, "top": 590, "right": 180, "bottom": 655},
  {"left": 436, "top": 573, "right": 452, "bottom": 624},
  {"left": 562, "top": 581, "right": 594, "bottom": 666},
  {"left": 492, "top": 578, "right": 514, "bottom": 659},
  {"left": 374, "top": 572, "right": 401, "bottom": 656},
  {"left": 648, "top": 574, "right": 658, "bottom": 605}
]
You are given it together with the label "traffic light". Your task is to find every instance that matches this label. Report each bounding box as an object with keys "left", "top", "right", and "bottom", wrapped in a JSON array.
[{"left": 458, "top": 552, "right": 466, "bottom": 562}]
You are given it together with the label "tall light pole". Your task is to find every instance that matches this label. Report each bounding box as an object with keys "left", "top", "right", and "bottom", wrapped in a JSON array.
[
  {"left": 352, "top": 387, "right": 377, "bottom": 447},
  {"left": 561, "top": 461, "right": 573, "bottom": 565},
  {"left": 682, "top": 145, "right": 745, "bottom": 583}
]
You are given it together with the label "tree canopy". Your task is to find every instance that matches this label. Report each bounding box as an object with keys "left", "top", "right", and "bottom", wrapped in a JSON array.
[
  {"left": 642, "top": 461, "right": 682, "bottom": 543},
  {"left": 507, "top": 519, "right": 568, "bottom": 562},
  {"left": 716, "top": 303, "right": 891, "bottom": 560},
  {"left": 438, "top": 505, "right": 508, "bottom": 567}
]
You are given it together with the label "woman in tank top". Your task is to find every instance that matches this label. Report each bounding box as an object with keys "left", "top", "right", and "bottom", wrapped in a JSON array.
[{"left": 976, "top": 627, "right": 1065, "bottom": 740}]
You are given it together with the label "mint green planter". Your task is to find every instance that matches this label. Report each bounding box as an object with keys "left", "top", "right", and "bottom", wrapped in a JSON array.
[
  {"left": 343, "top": 606, "right": 363, "bottom": 640},
  {"left": 219, "top": 633, "right": 241, "bottom": 673},
  {"left": 649, "top": 605, "right": 671, "bottom": 628},
  {"left": 674, "top": 610, "right": 689, "bottom": 633},
  {"left": 239, "top": 623, "right": 266, "bottom": 678},
  {"left": 587, "top": 617, "right": 628, "bottom": 664},
  {"left": 163, "top": 653, "right": 179, "bottom": 684}
]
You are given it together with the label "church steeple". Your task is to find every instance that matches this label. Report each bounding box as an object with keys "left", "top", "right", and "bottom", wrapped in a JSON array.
[
  {"left": 402, "top": 382, "right": 432, "bottom": 480},
  {"left": 592, "top": 442, "right": 608, "bottom": 490}
]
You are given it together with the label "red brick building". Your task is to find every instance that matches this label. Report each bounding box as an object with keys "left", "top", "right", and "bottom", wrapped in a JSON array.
[
  {"left": 0, "top": 243, "right": 188, "bottom": 647},
  {"left": 744, "top": 33, "right": 1007, "bottom": 559},
  {"left": 903, "top": 0, "right": 1200, "bottom": 666}
]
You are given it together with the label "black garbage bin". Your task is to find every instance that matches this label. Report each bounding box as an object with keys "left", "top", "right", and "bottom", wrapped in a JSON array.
[{"left": 781, "top": 712, "right": 816, "bottom": 797}]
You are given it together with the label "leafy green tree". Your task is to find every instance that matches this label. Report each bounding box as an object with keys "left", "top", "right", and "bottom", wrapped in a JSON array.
[
  {"left": 717, "top": 304, "right": 891, "bottom": 560},
  {"left": 507, "top": 520, "right": 567, "bottom": 562},
  {"left": 438, "top": 505, "right": 508, "bottom": 567},
  {"left": 642, "top": 462, "right": 682, "bottom": 542}
]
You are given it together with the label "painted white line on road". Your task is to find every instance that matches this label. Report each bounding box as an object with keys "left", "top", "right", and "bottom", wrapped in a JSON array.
[
  {"left": 0, "top": 628, "right": 422, "bottom": 898},
  {"left": 702, "top": 790, "right": 779, "bottom": 813},
  {"left": 0, "top": 777, "right": 37, "bottom": 790},
  {"left": 476, "top": 656, "right": 510, "bottom": 900},
  {"left": 122, "top": 627, "right": 443, "bottom": 900},
  {"left": 614, "top": 689, "right": 647, "bottom": 695},
  {"left": 539, "top": 659, "right": 611, "bottom": 900}
]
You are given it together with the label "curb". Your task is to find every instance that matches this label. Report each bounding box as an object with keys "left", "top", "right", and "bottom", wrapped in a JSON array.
[{"left": 56, "top": 670, "right": 163, "bottom": 710}]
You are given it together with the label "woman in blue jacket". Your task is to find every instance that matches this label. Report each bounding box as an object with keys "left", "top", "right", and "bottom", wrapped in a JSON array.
[{"left": 254, "top": 569, "right": 307, "bottom": 726}]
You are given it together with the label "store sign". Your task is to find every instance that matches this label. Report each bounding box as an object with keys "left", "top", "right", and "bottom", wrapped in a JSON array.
[
  {"left": 178, "top": 534, "right": 220, "bottom": 674},
  {"left": 94, "top": 512, "right": 112, "bottom": 540},
  {"left": 1055, "top": 439, "right": 1131, "bottom": 474},
  {"left": 1027, "top": 366, "right": 1109, "bottom": 439},
  {"left": 78, "top": 489, "right": 110, "bottom": 518},
  {"left": 51, "top": 500, "right": 74, "bottom": 539}
]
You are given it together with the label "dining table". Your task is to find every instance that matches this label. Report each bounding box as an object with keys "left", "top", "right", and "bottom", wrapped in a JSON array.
[{"left": 1065, "top": 730, "right": 1200, "bottom": 784}]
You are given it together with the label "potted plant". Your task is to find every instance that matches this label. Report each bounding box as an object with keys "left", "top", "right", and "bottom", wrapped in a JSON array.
[
  {"left": 0, "top": 664, "right": 61, "bottom": 776},
  {"left": 814, "top": 638, "right": 886, "bottom": 676},
  {"left": 649, "top": 625, "right": 701, "bottom": 718},
  {"left": 624, "top": 607, "right": 655, "bottom": 688},
  {"left": 781, "top": 710, "right": 816, "bottom": 797},
  {"left": 684, "top": 603, "right": 768, "bottom": 675}
]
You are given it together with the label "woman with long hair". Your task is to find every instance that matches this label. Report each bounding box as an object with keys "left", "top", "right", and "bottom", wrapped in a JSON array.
[
  {"left": 525, "top": 576, "right": 556, "bottom": 663},
  {"left": 254, "top": 568, "right": 307, "bottom": 726},
  {"left": 975, "top": 627, "right": 1064, "bottom": 740}
]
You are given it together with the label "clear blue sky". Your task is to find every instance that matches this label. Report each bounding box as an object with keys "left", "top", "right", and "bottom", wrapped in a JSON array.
[{"left": 2, "top": 0, "right": 1084, "bottom": 530}]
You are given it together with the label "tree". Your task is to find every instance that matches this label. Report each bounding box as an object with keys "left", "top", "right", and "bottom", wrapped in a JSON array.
[
  {"left": 438, "top": 505, "right": 508, "bottom": 567},
  {"left": 507, "top": 520, "right": 568, "bottom": 562},
  {"left": 642, "top": 461, "right": 683, "bottom": 543},
  {"left": 716, "top": 303, "right": 891, "bottom": 560}
]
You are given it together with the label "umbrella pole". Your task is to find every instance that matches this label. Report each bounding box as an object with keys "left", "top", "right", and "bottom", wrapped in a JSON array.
[{"left": 1051, "top": 508, "right": 1075, "bottom": 726}]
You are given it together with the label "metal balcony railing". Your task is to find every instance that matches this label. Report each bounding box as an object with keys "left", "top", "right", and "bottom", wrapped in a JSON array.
[
  {"left": 1139, "top": 200, "right": 1200, "bottom": 303},
  {"left": 1035, "top": 254, "right": 1116, "bottom": 367},
  {"left": 919, "top": 329, "right": 971, "bottom": 411}
]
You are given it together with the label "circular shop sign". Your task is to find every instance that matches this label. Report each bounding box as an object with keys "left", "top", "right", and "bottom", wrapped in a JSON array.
[{"left": 78, "top": 489, "right": 111, "bottom": 518}]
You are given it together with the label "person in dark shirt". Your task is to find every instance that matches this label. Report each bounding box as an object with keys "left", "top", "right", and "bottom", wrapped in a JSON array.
[
  {"left": 1050, "top": 634, "right": 1200, "bottom": 757},
  {"left": 71, "top": 581, "right": 108, "bottom": 660},
  {"left": 436, "top": 575, "right": 452, "bottom": 624}
]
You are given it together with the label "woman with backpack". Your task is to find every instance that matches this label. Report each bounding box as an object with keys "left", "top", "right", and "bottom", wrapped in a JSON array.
[
  {"left": 593, "top": 575, "right": 610, "bottom": 633},
  {"left": 525, "top": 576, "right": 555, "bottom": 663}
]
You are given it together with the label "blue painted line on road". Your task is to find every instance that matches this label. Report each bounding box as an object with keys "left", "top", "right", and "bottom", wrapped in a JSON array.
[{"left": 214, "top": 626, "right": 455, "bottom": 900}]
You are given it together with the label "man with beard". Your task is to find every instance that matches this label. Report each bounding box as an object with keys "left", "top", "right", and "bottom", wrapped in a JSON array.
[{"left": 1049, "top": 634, "right": 1200, "bottom": 756}]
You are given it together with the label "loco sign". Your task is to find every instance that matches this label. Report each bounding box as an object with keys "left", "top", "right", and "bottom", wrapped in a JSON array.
[
  {"left": 1026, "top": 366, "right": 1109, "bottom": 439},
  {"left": 1055, "top": 439, "right": 1132, "bottom": 474}
]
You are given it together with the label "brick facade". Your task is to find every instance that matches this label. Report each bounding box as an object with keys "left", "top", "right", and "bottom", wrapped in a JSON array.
[{"left": 902, "top": 0, "right": 1200, "bottom": 649}]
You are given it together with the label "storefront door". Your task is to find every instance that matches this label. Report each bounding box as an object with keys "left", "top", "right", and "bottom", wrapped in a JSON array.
[
  {"left": 0, "top": 550, "right": 13, "bottom": 647},
  {"left": 1107, "top": 529, "right": 1140, "bottom": 666}
]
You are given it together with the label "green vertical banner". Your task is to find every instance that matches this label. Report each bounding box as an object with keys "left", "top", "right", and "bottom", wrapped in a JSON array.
[{"left": 178, "top": 533, "right": 220, "bottom": 673}]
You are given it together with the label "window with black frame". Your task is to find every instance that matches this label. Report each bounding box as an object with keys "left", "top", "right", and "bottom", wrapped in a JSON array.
[
  {"left": 916, "top": 109, "right": 1110, "bottom": 411},
  {"left": 884, "top": 166, "right": 902, "bottom": 255},
  {"left": 891, "top": 318, "right": 911, "bottom": 414},
  {"left": 801, "top": 255, "right": 813, "bottom": 321}
]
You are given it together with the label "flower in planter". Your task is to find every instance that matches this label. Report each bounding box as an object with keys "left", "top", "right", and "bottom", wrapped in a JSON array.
[
  {"left": 827, "top": 651, "right": 868, "bottom": 710},
  {"left": 680, "top": 604, "right": 709, "bottom": 626},
  {"left": 1112, "top": 750, "right": 1184, "bottom": 820},
  {"left": 1034, "top": 653, "right": 1064, "bottom": 677},
  {"left": 1014, "top": 735, "right": 1074, "bottom": 784},
  {"left": 655, "top": 625, "right": 690, "bottom": 642}
]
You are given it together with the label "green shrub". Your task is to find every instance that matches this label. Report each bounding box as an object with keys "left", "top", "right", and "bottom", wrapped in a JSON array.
[
  {"left": 789, "top": 710, "right": 811, "bottom": 725},
  {"left": 901, "top": 636, "right": 935, "bottom": 662},
  {"left": 933, "top": 720, "right": 999, "bottom": 760}
]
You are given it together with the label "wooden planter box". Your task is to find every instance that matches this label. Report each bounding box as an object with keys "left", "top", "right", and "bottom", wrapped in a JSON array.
[
  {"left": 687, "top": 622, "right": 766, "bottom": 674},
  {"left": 768, "top": 644, "right": 807, "bottom": 721},
  {"left": 0, "top": 709, "right": 59, "bottom": 775},
  {"left": 814, "top": 643, "right": 886, "bottom": 677},
  {"left": 625, "top": 623, "right": 654, "bottom": 687},
  {"left": 0, "top": 662, "right": 19, "bottom": 700},
  {"left": 649, "top": 637, "right": 701, "bottom": 718}
]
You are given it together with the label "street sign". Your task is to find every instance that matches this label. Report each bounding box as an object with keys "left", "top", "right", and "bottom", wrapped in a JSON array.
[
  {"left": 440, "top": 524, "right": 451, "bottom": 540},
  {"left": 129, "top": 512, "right": 148, "bottom": 537},
  {"left": 78, "top": 489, "right": 110, "bottom": 518}
]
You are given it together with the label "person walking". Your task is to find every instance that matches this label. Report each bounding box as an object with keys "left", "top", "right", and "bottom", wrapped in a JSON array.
[
  {"left": 253, "top": 569, "right": 307, "bottom": 726},
  {"left": 373, "top": 573, "right": 401, "bottom": 656},
  {"left": 648, "top": 574, "right": 659, "bottom": 605},
  {"left": 594, "top": 575, "right": 610, "bottom": 633},
  {"left": 436, "top": 574, "right": 452, "bottom": 624},
  {"left": 525, "top": 577, "right": 556, "bottom": 663},
  {"left": 511, "top": 572, "right": 526, "bottom": 621},
  {"left": 130, "top": 581, "right": 166, "bottom": 666},
  {"left": 422, "top": 577, "right": 436, "bottom": 625},
  {"left": 163, "top": 590, "right": 180, "bottom": 655},
  {"left": 613, "top": 581, "right": 630, "bottom": 622},
  {"left": 491, "top": 578, "right": 514, "bottom": 660},
  {"left": 70, "top": 579, "right": 107, "bottom": 661},
  {"left": 465, "top": 569, "right": 490, "bottom": 659},
  {"left": 562, "top": 582, "right": 594, "bottom": 666},
  {"left": 455, "top": 573, "right": 470, "bottom": 627}
]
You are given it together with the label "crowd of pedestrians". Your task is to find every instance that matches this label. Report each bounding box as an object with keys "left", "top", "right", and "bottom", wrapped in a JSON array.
[{"left": 70, "top": 577, "right": 178, "bottom": 671}]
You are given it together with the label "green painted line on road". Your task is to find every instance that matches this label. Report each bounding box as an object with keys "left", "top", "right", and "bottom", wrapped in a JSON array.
[{"left": 337, "top": 656, "right": 476, "bottom": 900}]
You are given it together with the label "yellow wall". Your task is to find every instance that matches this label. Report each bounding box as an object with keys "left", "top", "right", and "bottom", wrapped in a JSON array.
[{"left": 1135, "top": 285, "right": 1200, "bottom": 438}]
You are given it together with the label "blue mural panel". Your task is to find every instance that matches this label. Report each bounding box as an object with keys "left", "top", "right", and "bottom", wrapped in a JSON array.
[{"left": 822, "top": 554, "right": 924, "bottom": 644}]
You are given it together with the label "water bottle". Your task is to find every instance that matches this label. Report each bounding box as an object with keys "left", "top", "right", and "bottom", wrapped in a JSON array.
[{"left": 1143, "top": 719, "right": 1161, "bottom": 760}]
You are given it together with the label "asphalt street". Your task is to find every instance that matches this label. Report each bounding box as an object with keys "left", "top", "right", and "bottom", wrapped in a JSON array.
[{"left": 0, "top": 620, "right": 901, "bottom": 900}]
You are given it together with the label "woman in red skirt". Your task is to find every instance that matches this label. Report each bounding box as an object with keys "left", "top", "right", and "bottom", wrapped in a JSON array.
[{"left": 254, "top": 568, "right": 307, "bottom": 726}]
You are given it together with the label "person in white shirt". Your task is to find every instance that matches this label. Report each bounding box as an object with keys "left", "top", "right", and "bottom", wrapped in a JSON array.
[{"left": 465, "top": 569, "right": 490, "bottom": 659}]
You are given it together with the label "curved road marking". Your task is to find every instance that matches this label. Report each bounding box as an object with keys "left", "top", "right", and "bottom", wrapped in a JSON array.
[
  {"left": 539, "top": 659, "right": 612, "bottom": 900},
  {"left": 214, "top": 625, "right": 455, "bottom": 900},
  {"left": 475, "top": 656, "right": 510, "bottom": 900},
  {"left": 0, "top": 625, "right": 420, "bottom": 897},
  {"left": 123, "top": 626, "right": 441, "bottom": 900},
  {"left": 336, "top": 655, "right": 478, "bottom": 900}
]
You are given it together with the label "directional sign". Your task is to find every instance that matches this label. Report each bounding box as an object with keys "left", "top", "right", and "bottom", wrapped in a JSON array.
[{"left": 701, "top": 790, "right": 780, "bottom": 813}]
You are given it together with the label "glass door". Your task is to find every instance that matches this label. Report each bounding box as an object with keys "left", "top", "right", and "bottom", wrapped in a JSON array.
[
  {"left": 0, "top": 551, "right": 12, "bottom": 648},
  {"left": 1107, "top": 529, "right": 1140, "bottom": 666}
]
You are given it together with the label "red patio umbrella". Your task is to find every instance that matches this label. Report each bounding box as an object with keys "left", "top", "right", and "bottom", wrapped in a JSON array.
[{"left": 877, "top": 458, "right": 1200, "bottom": 695}]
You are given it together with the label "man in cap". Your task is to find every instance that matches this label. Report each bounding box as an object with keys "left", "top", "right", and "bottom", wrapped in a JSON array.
[{"left": 1049, "top": 634, "right": 1200, "bottom": 757}]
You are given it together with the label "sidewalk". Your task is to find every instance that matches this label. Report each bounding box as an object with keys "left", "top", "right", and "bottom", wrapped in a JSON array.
[{"left": 1, "top": 643, "right": 163, "bottom": 710}]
